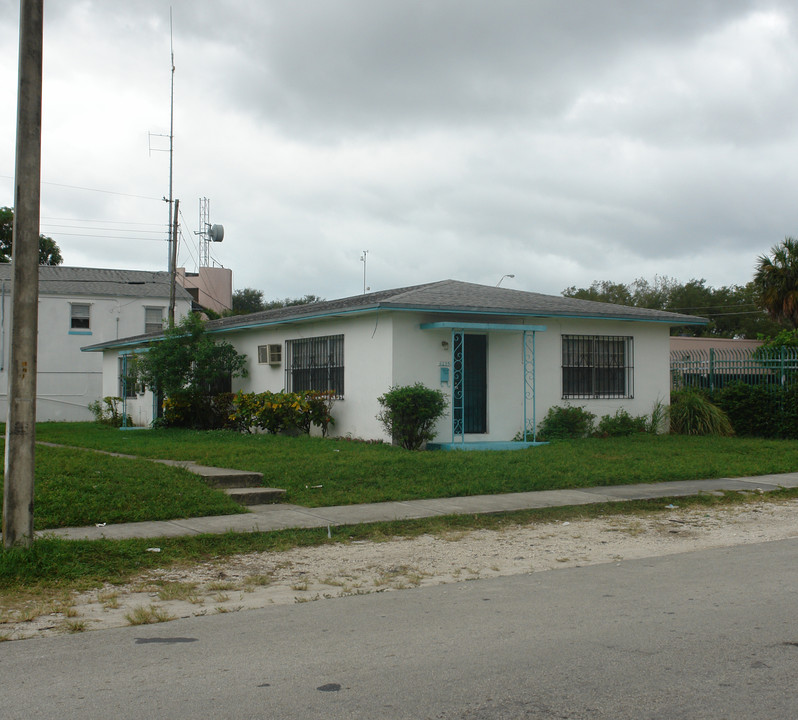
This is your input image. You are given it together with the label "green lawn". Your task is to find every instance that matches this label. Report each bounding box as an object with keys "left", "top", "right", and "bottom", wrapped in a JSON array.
[
  {"left": 32, "top": 422, "right": 798, "bottom": 510},
  {"left": 0, "top": 441, "right": 245, "bottom": 530},
  {"left": 1, "top": 422, "right": 798, "bottom": 589}
]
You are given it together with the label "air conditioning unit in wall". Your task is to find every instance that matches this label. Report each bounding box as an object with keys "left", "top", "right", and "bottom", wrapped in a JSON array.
[{"left": 257, "top": 344, "right": 282, "bottom": 365}]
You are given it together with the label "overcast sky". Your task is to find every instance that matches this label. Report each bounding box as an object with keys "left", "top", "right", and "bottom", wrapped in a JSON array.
[{"left": 2, "top": 1, "right": 797, "bottom": 303}]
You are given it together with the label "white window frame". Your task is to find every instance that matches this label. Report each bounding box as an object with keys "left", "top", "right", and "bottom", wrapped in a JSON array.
[
  {"left": 144, "top": 306, "right": 165, "bottom": 334},
  {"left": 70, "top": 302, "right": 91, "bottom": 332}
]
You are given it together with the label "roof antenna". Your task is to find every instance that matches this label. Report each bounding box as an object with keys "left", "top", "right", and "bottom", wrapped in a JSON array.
[
  {"left": 147, "top": 8, "right": 176, "bottom": 272},
  {"left": 167, "top": 8, "right": 175, "bottom": 274},
  {"left": 361, "top": 250, "right": 370, "bottom": 293}
]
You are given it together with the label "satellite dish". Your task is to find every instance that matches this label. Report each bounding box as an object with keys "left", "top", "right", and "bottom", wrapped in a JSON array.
[{"left": 209, "top": 224, "right": 224, "bottom": 242}]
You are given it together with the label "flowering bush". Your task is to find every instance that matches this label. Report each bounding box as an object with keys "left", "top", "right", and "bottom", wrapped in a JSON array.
[{"left": 230, "top": 390, "right": 335, "bottom": 436}]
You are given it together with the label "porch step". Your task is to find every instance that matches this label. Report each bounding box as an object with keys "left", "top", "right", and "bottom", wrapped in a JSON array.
[{"left": 224, "top": 487, "right": 286, "bottom": 506}]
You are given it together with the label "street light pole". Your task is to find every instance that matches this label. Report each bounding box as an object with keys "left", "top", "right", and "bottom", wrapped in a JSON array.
[{"left": 3, "top": 0, "right": 44, "bottom": 548}]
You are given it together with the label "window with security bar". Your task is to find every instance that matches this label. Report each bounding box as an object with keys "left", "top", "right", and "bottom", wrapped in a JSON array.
[
  {"left": 285, "top": 334, "right": 344, "bottom": 397},
  {"left": 562, "top": 335, "right": 634, "bottom": 399}
]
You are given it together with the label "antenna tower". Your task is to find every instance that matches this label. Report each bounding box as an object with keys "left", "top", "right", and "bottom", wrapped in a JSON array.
[
  {"left": 196, "top": 197, "right": 224, "bottom": 267},
  {"left": 198, "top": 197, "right": 210, "bottom": 267}
]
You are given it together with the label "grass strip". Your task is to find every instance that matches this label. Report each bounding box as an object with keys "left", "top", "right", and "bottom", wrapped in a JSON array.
[{"left": 2, "top": 486, "right": 795, "bottom": 591}]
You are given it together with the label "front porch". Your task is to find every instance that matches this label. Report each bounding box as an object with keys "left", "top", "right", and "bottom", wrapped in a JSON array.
[{"left": 420, "top": 321, "right": 547, "bottom": 448}]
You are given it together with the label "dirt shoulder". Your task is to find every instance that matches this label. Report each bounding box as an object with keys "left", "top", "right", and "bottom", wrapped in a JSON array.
[{"left": 3, "top": 497, "right": 798, "bottom": 642}]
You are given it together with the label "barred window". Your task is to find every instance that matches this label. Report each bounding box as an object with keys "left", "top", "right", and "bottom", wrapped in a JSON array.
[
  {"left": 285, "top": 334, "right": 344, "bottom": 397},
  {"left": 562, "top": 335, "right": 633, "bottom": 399}
]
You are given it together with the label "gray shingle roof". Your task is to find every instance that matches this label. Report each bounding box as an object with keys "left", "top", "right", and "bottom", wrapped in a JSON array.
[
  {"left": 204, "top": 279, "right": 707, "bottom": 332},
  {"left": 82, "top": 279, "right": 707, "bottom": 352},
  {"left": 0, "top": 264, "right": 192, "bottom": 301}
]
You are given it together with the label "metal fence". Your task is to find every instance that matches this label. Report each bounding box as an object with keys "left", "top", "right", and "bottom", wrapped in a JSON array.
[{"left": 670, "top": 347, "right": 798, "bottom": 392}]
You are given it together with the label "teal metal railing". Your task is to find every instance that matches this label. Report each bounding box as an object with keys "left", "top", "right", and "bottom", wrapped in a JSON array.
[{"left": 670, "top": 347, "right": 798, "bottom": 392}]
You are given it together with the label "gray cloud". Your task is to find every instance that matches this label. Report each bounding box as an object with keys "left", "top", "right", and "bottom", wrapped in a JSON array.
[{"left": 1, "top": 0, "right": 797, "bottom": 303}]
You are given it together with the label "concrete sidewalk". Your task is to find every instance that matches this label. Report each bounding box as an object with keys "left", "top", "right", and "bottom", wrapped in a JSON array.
[{"left": 41, "top": 471, "right": 798, "bottom": 542}]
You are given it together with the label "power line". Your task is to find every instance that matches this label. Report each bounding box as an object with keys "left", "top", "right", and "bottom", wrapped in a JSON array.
[
  {"left": 43, "top": 224, "right": 165, "bottom": 234},
  {"left": 0, "top": 173, "right": 162, "bottom": 201},
  {"left": 42, "top": 216, "right": 164, "bottom": 227},
  {"left": 43, "top": 231, "right": 167, "bottom": 241}
]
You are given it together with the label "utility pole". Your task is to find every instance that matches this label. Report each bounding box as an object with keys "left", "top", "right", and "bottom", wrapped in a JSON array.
[
  {"left": 168, "top": 198, "right": 179, "bottom": 327},
  {"left": 4, "top": 0, "right": 44, "bottom": 549}
]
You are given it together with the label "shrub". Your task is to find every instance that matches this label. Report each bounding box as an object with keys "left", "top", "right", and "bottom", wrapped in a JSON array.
[
  {"left": 88, "top": 396, "right": 130, "bottom": 427},
  {"left": 712, "top": 382, "right": 777, "bottom": 438},
  {"left": 377, "top": 383, "right": 447, "bottom": 450},
  {"left": 648, "top": 398, "right": 667, "bottom": 434},
  {"left": 229, "top": 390, "right": 336, "bottom": 436},
  {"left": 595, "top": 408, "right": 648, "bottom": 437},
  {"left": 537, "top": 405, "right": 595, "bottom": 440},
  {"left": 779, "top": 383, "right": 798, "bottom": 439},
  {"left": 669, "top": 388, "right": 734, "bottom": 436}
]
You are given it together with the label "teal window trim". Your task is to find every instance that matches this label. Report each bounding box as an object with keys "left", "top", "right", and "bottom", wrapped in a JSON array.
[{"left": 68, "top": 330, "right": 92, "bottom": 336}]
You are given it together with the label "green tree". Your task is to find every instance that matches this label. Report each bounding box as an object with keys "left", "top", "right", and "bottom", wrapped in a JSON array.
[
  {"left": 229, "top": 289, "right": 324, "bottom": 316},
  {"left": 562, "top": 280, "right": 633, "bottom": 306},
  {"left": 262, "top": 293, "right": 324, "bottom": 310},
  {"left": 563, "top": 276, "right": 778, "bottom": 339},
  {"left": 0, "top": 206, "right": 63, "bottom": 265},
  {"left": 130, "top": 313, "right": 247, "bottom": 428},
  {"left": 232, "top": 287, "right": 266, "bottom": 314},
  {"left": 754, "top": 237, "right": 798, "bottom": 328}
]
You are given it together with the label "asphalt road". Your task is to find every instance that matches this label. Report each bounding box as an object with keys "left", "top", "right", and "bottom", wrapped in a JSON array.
[{"left": 2, "top": 538, "right": 798, "bottom": 719}]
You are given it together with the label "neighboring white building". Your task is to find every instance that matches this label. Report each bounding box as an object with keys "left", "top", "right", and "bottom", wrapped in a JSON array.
[
  {"left": 86, "top": 280, "right": 706, "bottom": 443},
  {"left": 0, "top": 265, "right": 193, "bottom": 422}
]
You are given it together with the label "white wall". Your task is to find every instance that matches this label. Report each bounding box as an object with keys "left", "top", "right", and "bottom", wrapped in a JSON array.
[
  {"left": 99, "top": 310, "right": 674, "bottom": 438},
  {"left": 389, "top": 314, "right": 672, "bottom": 442},
  {"left": 0, "top": 293, "right": 191, "bottom": 422},
  {"left": 532, "top": 318, "right": 672, "bottom": 435},
  {"left": 227, "top": 312, "right": 396, "bottom": 440}
]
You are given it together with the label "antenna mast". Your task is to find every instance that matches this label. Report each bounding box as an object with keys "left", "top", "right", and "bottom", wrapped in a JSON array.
[
  {"left": 166, "top": 9, "right": 175, "bottom": 270},
  {"left": 360, "top": 250, "right": 369, "bottom": 293}
]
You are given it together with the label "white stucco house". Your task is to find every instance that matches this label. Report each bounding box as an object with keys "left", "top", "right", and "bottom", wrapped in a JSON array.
[
  {"left": 85, "top": 279, "right": 706, "bottom": 444},
  {"left": 0, "top": 265, "right": 192, "bottom": 422}
]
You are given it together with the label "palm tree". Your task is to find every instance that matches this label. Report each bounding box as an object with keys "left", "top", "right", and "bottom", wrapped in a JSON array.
[{"left": 754, "top": 237, "right": 798, "bottom": 328}]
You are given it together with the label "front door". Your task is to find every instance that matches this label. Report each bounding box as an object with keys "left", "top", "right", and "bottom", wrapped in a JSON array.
[{"left": 463, "top": 334, "right": 487, "bottom": 433}]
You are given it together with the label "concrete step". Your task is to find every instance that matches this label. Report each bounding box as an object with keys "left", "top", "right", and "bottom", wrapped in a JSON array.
[
  {"left": 225, "top": 487, "right": 286, "bottom": 506},
  {"left": 191, "top": 465, "right": 265, "bottom": 489}
]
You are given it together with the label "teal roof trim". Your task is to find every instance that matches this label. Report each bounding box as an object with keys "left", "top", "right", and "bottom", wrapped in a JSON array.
[{"left": 421, "top": 322, "right": 547, "bottom": 332}]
